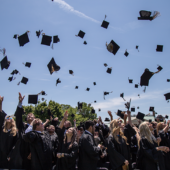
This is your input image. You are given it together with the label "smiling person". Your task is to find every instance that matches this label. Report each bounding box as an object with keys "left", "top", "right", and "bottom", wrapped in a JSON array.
[
  {"left": 54, "top": 127, "right": 78, "bottom": 170},
  {"left": 23, "top": 118, "right": 53, "bottom": 170},
  {"left": 0, "top": 95, "right": 19, "bottom": 169}
]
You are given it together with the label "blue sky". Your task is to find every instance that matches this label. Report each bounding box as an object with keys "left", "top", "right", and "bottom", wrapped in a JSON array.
[{"left": 1, "top": 0, "right": 170, "bottom": 120}]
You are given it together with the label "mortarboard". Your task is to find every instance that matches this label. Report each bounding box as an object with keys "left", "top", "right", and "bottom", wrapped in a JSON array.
[
  {"left": 41, "top": 91, "right": 47, "bottom": 95},
  {"left": 157, "top": 65, "right": 163, "bottom": 71},
  {"left": 20, "top": 77, "right": 28, "bottom": 84},
  {"left": 75, "top": 86, "right": 78, "bottom": 89},
  {"left": 149, "top": 119, "right": 152, "bottom": 123},
  {"left": 93, "top": 82, "right": 96, "bottom": 85},
  {"left": 117, "top": 110, "right": 124, "bottom": 119},
  {"left": 156, "top": 45, "right": 163, "bottom": 52},
  {"left": 8, "top": 76, "right": 13, "bottom": 82},
  {"left": 92, "top": 109, "right": 95, "bottom": 113},
  {"left": 138, "top": 10, "right": 152, "bottom": 20},
  {"left": 41, "top": 34, "right": 52, "bottom": 46},
  {"left": 105, "top": 117, "right": 110, "bottom": 121},
  {"left": 86, "top": 88, "right": 90, "bottom": 91},
  {"left": 131, "top": 107, "right": 135, "bottom": 112},
  {"left": 0, "top": 56, "right": 10, "bottom": 70},
  {"left": 167, "top": 79, "right": 170, "bottom": 82},
  {"left": 98, "top": 109, "right": 101, "bottom": 112},
  {"left": 83, "top": 41, "right": 87, "bottom": 45},
  {"left": 56, "top": 78, "right": 61, "bottom": 85},
  {"left": 69, "top": 70, "right": 74, "bottom": 75},
  {"left": 103, "top": 91, "right": 113, "bottom": 100},
  {"left": 109, "top": 40, "right": 120, "bottom": 55},
  {"left": 124, "top": 50, "right": 129, "bottom": 57},
  {"left": 136, "top": 112, "right": 145, "bottom": 121},
  {"left": 135, "top": 84, "right": 138, "bottom": 88},
  {"left": 47, "top": 57, "right": 60, "bottom": 74},
  {"left": 42, "top": 98, "right": 45, "bottom": 101},
  {"left": 13, "top": 34, "right": 18, "bottom": 39},
  {"left": 120, "top": 93, "right": 126, "bottom": 101},
  {"left": 106, "top": 67, "right": 112, "bottom": 74},
  {"left": 164, "top": 93, "right": 170, "bottom": 102},
  {"left": 25, "top": 62, "right": 31, "bottom": 68},
  {"left": 165, "top": 115, "right": 169, "bottom": 119},
  {"left": 94, "top": 101, "right": 97, "bottom": 103},
  {"left": 18, "top": 32, "right": 30, "bottom": 46},
  {"left": 36, "top": 30, "right": 42, "bottom": 38},
  {"left": 137, "top": 107, "right": 139, "bottom": 109},
  {"left": 28, "top": 95, "right": 38, "bottom": 104},
  {"left": 104, "top": 63, "right": 108, "bottom": 67},
  {"left": 53, "top": 35, "right": 60, "bottom": 43},
  {"left": 101, "top": 20, "right": 109, "bottom": 29},
  {"left": 149, "top": 107, "right": 154, "bottom": 112},
  {"left": 140, "top": 68, "right": 154, "bottom": 86},
  {"left": 128, "top": 78, "right": 133, "bottom": 83},
  {"left": 71, "top": 114, "right": 75, "bottom": 118},
  {"left": 76, "top": 30, "right": 85, "bottom": 38},
  {"left": 136, "top": 45, "right": 139, "bottom": 52},
  {"left": 11, "top": 69, "right": 19, "bottom": 75},
  {"left": 125, "top": 99, "right": 131, "bottom": 110},
  {"left": 78, "top": 102, "right": 83, "bottom": 109},
  {"left": 138, "top": 94, "right": 140, "bottom": 98}
]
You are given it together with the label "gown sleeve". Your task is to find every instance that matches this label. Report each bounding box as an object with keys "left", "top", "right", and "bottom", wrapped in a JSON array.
[
  {"left": 0, "top": 110, "right": 7, "bottom": 130},
  {"left": 23, "top": 131, "right": 38, "bottom": 143},
  {"left": 64, "top": 143, "right": 78, "bottom": 158}
]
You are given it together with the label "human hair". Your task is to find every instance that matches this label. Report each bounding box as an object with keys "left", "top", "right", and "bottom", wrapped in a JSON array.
[
  {"left": 64, "top": 128, "right": 77, "bottom": 149},
  {"left": 33, "top": 119, "right": 42, "bottom": 131},
  {"left": 27, "top": 113, "right": 35, "bottom": 119},
  {"left": 3, "top": 116, "right": 17, "bottom": 136},
  {"left": 110, "top": 119, "right": 128, "bottom": 145},
  {"left": 85, "top": 120, "right": 94, "bottom": 130},
  {"left": 138, "top": 122, "right": 156, "bottom": 147},
  {"left": 66, "top": 121, "right": 72, "bottom": 127},
  {"left": 156, "top": 122, "right": 164, "bottom": 135}
]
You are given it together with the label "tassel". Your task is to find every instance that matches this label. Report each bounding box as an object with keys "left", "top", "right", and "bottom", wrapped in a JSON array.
[
  {"left": 17, "top": 82, "right": 20, "bottom": 85},
  {"left": 152, "top": 11, "right": 160, "bottom": 20}
]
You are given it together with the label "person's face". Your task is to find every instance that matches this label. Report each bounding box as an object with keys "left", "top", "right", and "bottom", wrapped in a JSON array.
[
  {"left": 66, "top": 128, "right": 73, "bottom": 137},
  {"left": 64, "top": 121, "right": 70, "bottom": 128},
  {"left": 36, "top": 121, "right": 44, "bottom": 132},
  {"left": 48, "top": 126, "right": 55, "bottom": 133},
  {"left": 6, "top": 117, "right": 12, "bottom": 123},
  {"left": 27, "top": 114, "right": 34, "bottom": 122}
]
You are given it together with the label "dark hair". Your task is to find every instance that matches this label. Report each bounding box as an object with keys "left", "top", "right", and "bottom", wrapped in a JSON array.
[
  {"left": 33, "top": 119, "right": 42, "bottom": 130},
  {"left": 85, "top": 120, "right": 94, "bottom": 130}
]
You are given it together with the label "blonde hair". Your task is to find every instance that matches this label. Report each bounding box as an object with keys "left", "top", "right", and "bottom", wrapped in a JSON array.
[
  {"left": 3, "top": 116, "right": 17, "bottom": 136},
  {"left": 110, "top": 120, "right": 128, "bottom": 145},
  {"left": 138, "top": 122, "right": 156, "bottom": 147}
]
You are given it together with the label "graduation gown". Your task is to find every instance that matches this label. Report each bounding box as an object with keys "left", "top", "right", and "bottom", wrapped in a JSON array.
[
  {"left": 23, "top": 131, "right": 53, "bottom": 170},
  {"left": 78, "top": 131, "right": 100, "bottom": 170},
  {"left": 136, "top": 137, "right": 165, "bottom": 170},
  {"left": 54, "top": 142, "right": 78, "bottom": 170},
  {"left": 0, "top": 110, "right": 18, "bottom": 169},
  {"left": 106, "top": 135, "right": 130, "bottom": 170}
]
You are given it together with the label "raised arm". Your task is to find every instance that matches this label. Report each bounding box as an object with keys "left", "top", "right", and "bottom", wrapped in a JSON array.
[
  {"left": 0, "top": 95, "right": 6, "bottom": 130},
  {"left": 108, "top": 111, "right": 113, "bottom": 121},
  {"left": 59, "top": 111, "right": 69, "bottom": 129},
  {"left": 163, "top": 120, "right": 170, "bottom": 133},
  {"left": 0, "top": 95, "right": 3, "bottom": 112},
  {"left": 127, "top": 111, "right": 132, "bottom": 127}
]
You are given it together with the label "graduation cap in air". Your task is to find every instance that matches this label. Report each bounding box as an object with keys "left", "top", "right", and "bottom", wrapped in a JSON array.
[
  {"left": 76, "top": 30, "right": 85, "bottom": 38},
  {"left": 28, "top": 95, "right": 38, "bottom": 104},
  {"left": 83, "top": 41, "right": 87, "bottom": 45},
  {"left": 94, "top": 101, "right": 97, "bottom": 103},
  {"left": 92, "top": 109, "right": 95, "bottom": 113},
  {"left": 164, "top": 93, "right": 170, "bottom": 102},
  {"left": 105, "top": 117, "right": 110, "bottom": 121},
  {"left": 104, "top": 63, "right": 108, "bottom": 67},
  {"left": 137, "top": 107, "right": 139, "bottom": 109},
  {"left": 124, "top": 50, "right": 129, "bottom": 57},
  {"left": 42, "top": 98, "right": 45, "bottom": 101},
  {"left": 167, "top": 79, "right": 170, "bottom": 82},
  {"left": 131, "top": 107, "right": 135, "bottom": 112},
  {"left": 17, "top": 31, "right": 30, "bottom": 47},
  {"left": 103, "top": 91, "right": 113, "bottom": 100},
  {"left": 41, "top": 91, "right": 47, "bottom": 95},
  {"left": 149, "top": 107, "right": 154, "bottom": 112},
  {"left": 107, "top": 40, "right": 120, "bottom": 55},
  {"left": 8, "top": 76, "right": 13, "bottom": 82},
  {"left": 75, "top": 86, "right": 78, "bottom": 89},
  {"left": 125, "top": 99, "right": 131, "bottom": 110},
  {"left": 138, "top": 10, "right": 160, "bottom": 20},
  {"left": 140, "top": 68, "right": 154, "bottom": 86},
  {"left": 23, "top": 62, "right": 31, "bottom": 68},
  {"left": 36, "top": 30, "right": 43, "bottom": 38},
  {"left": 41, "top": 34, "right": 52, "bottom": 46},
  {"left": 138, "top": 94, "right": 140, "bottom": 98},
  {"left": 128, "top": 78, "right": 133, "bottom": 83},
  {"left": 71, "top": 114, "right": 75, "bottom": 118},
  {"left": 165, "top": 115, "right": 169, "bottom": 119},
  {"left": 11, "top": 69, "right": 19, "bottom": 75},
  {"left": 56, "top": 78, "right": 61, "bottom": 86},
  {"left": 86, "top": 88, "right": 90, "bottom": 91},
  {"left": 156, "top": 45, "right": 163, "bottom": 52},
  {"left": 69, "top": 70, "right": 74, "bottom": 75},
  {"left": 0, "top": 56, "right": 10, "bottom": 70},
  {"left": 53, "top": 35, "right": 60, "bottom": 43},
  {"left": 101, "top": 15, "right": 109, "bottom": 29},
  {"left": 20, "top": 77, "right": 28, "bottom": 85},
  {"left": 106, "top": 67, "right": 112, "bottom": 74},
  {"left": 93, "top": 82, "right": 96, "bottom": 85},
  {"left": 136, "top": 112, "right": 145, "bottom": 121},
  {"left": 135, "top": 84, "right": 139, "bottom": 88},
  {"left": 98, "top": 108, "right": 101, "bottom": 112},
  {"left": 149, "top": 119, "right": 152, "bottom": 123},
  {"left": 157, "top": 65, "right": 163, "bottom": 71},
  {"left": 117, "top": 110, "right": 124, "bottom": 119},
  {"left": 13, "top": 34, "right": 18, "bottom": 39},
  {"left": 120, "top": 93, "right": 126, "bottom": 101},
  {"left": 47, "top": 57, "right": 60, "bottom": 75},
  {"left": 78, "top": 102, "right": 83, "bottom": 109}
]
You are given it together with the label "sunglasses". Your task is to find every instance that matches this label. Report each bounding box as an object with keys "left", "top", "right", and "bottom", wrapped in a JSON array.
[{"left": 6, "top": 117, "right": 12, "bottom": 120}]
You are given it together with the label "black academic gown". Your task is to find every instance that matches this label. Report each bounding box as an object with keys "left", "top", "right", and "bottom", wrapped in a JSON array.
[
  {"left": 54, "top": 142, "right": 78, "bottom": 170},
  {"left": 106, "top": 135, "right": 130, "bottom": 170},
  {"left": 0, "top": 110, "right": 19, "bottom": 169},
  {"left": 23, "top": 131, "right": 53, "bottom": 170},
  {"left": 136, "top": 137, "right": 165, "bottom": 170},
  {"left": 78, "top": 131, "right": 100, "bottom": 170},
  {"left": 14, "top": 106, "right": 31, "bottom": 170},
  {"left": 159, "top": 130, "right": 170, "bottom": 170}
]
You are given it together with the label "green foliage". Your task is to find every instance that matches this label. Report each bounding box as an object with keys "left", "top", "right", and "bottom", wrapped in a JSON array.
[{"left": 22, "top": 101, "right": 97, "bottom": 125}]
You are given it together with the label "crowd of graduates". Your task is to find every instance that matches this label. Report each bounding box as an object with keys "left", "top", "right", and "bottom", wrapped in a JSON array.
[{"left": 0, "top": 93, "right": 170, "bottom": 170}]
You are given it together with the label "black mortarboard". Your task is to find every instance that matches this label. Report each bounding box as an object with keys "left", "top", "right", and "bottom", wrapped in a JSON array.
[
  {"left": 78, "top": 102, "right": 83, "bottom": 109},
  {"left": 164, "top": 93, "right": 170, "bottom": 101},
  {"left": 56, "top": 78, "right": 61, "bottom": 85},
  {"left": 110, "top": 40, "right": 120, "bottom": 55},
  {"left": 128, "top": 78, "right": 133, "bottom": 83},
  {"left": 135, "top": 84, "right": 138, "bottom": 88},
  {"left": 106, "top": 67, "right": 112, "bottom": 74},
  {"left": 157, "top": 65, "right": 163, "bottom": 71},
  {"left": 104, "top": 63, "right": 108, "bottom": 67},
  {"left": 25, "top": 62, "right": 31, "bottom": 68},
  {"left": 77, "top": 30, "right": 85, "bottom": 38},
  {"left": 1, "top": 56, "right": 10, "bottom": 70},
  {"left": 11, "top": 69, "right": 19, "bottom": 75},
  {"left": 167, "top": 79, "right": 170, "bottom": 82},
  {"left": 117, "top": 110, "right": 124, "bottom": 119},
  {"left": 93, "top": 82, "right": 96, "bottom": 85},
  {"left": 36, "top": 30, "right": 41, "bottom": 38},
  {"left": 13, "top": 34, "right": 18, "bottom": 39},
  {"left": 42, "top": 98, "right": 45, "bottom": 101},
  {"left": 41, "top": 35, "right": 52, "bottom": 46},
  {"left": 149, "top": 107, "right": 154, "bottom": 112},
  {"left": 131, "top": 107, "right": 135, "bottom": 112},
  {"left": 86, "top": 88, "right": 90, "bottom": 91},
  {"left": 136, "top": 112, "right": 145, "bottom": 120},
  {"left": 75, "top": 86, "right": 78, "bottom": 89},
  {"left": 21, "top": 77, "right": 28, "bottom": 84},
  {"left": 140, "top": 68, "right": 154, "bottom": 86},
  {"left": 149, "top": 119, "right": 152, "bottom": 123},
  {"left": 165, "top": 115, "right": 169, "bottom": 119},
  {"left": 138, "top": 10, "right": 153, "bottom": 20},
  {"left": 69, "top": 70, "right": 74, "bottom": 75},
  {"left": 94, "top": 101, "right": 96, "bottom": 103},
  {"left": 104, "top": 117, "right": 110, "bottom": 121},
  {"left": 92, "top": 109, "right": 95, "bottom": 113},
  {"left": 136, "top": 46, "right": 139, "bottom": 49},
  {"left": 47, "top": 58, "right": 60, "bottom": 74},
  {"left": 53, "top": 35, "right": 60, "bottom": 43},
  {"left": 98, "top": 109, "right": 101, "bottom": 112},
  {"left": 101, "top": 20, "right": 109, "bottom": 29},
  {"left": 83, "top": 41, "right": 87, "bottom": 45},
  {"left": 156, "top": 45, "right": 163, "bottom": 52},
  {"left": 41, "top": 91, "right": 47, "bottom": 95},
  {"left": 137, "top": 107, "right": 139, "bottom": 109},
  {"left": 71, "top": 113, "right": 75, "bottom": 118},
  {"left": 124, "top": 51, "right": 129, "bottom": 57},
  {"left": 28, "top": 95, "right": 38, "bottom": 104},
  {"left": 8, "top": 76, "right": 13, "bottom": 82},
  {"left": 120, "top": 93, "right": 126, "bottom": 101},
  {"left": 18, "top": 32, "right": 30, "bottom": 46}
]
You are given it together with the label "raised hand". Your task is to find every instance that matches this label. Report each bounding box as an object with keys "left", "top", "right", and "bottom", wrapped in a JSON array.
[
  {"left": 64, "top": 111, "right": 69, "bottom": 119},
  {"left": 0, "top": 95, "right": 4, "bottom": 103},
  {"left": 19, "top": 92, "right": 25, "bottom": 103}
]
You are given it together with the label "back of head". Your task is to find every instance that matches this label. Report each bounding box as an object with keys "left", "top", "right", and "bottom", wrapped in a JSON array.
[
  {"left": 85, "top": 120, "right": 94, "bottom": 130},
  {"left": 33, "top": 118, "right": 42, "bottom": 131},
  {"left": 110, "top": 119, "right": 118, "bottom": 132}
]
